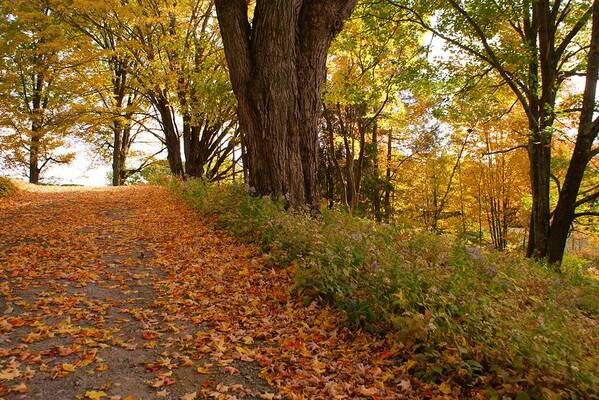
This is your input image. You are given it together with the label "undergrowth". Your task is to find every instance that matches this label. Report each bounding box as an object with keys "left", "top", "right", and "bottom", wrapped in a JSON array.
[
  {"left": 0, "top": 177, "right": 17, "bottom": 198},
  {"left": 173, "top": 179, "right": 599, "bottom": 399}
]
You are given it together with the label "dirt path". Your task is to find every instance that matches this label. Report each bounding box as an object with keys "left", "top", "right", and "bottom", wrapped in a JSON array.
[{"left": 0, "top": 186, "right": 416, "bottom": 400}]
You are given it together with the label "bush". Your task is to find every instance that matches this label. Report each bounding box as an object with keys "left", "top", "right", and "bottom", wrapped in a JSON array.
[
  {"left": 0, "top": 177, "right": 17, "bottom": 198},
  {"left": 173, "top": 179, "right": 599, "bottom": 398}
]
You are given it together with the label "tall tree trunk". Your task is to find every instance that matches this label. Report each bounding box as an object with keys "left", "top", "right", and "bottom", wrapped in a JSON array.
[
  {"left": 372, "top": 119, "right": 382, "bottom": 222},
  {"left": 111, "top": 61, "right": 128, "bottom": 187},
  {"left": 526, "top": 127, "right": 552, "bottom": 258},
  {"left": 29, "top": 134, "right": 40, "bottom": 184},
  {"left": 548, "top": 0, "right": 599, "bottom": 264},
  {"left": 155, "top": 95, "right": 184, "bottom": 176},
  {"left": 182, "top": 116, "right": 201, "bottom": 177},
  {"left": 323, "top": 106, "right": 347, "bottom": 207},
  {"left": 215, "top": 0, "right": 356, "bottom": 208},
  {"left": 112, "top": 121, "right": 123, "bottom": 186},
  {"left": 525, "top": 1, "right": 556, "bottom": 259},
  {"left": 29, "top": 72, "right": 44, "bottom": 184},
  {"left": 384, "top": 128, "right": 393, "bottom": 223},
  {"left": 29, "top": 116, "right": 42, "bottom": 184}
]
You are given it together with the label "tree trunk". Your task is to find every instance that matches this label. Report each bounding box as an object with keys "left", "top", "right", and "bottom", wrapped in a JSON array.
[
  {"left": 29, "top": 72, "right": 44, "bottom": 184},
  {"left": 155, "top": 95, "right": 184, "bottom": 177},
  {"left": 29, "top": 134, "right": 40, "bottom": 184},
  {"left": 182, "top": 116, "right": 200, "bottom": 177},
  {"left": 384, "top": 129, "right": 392, "bottom": 223},
  {"left": 215, "top": 0, "right": 356, "bottom": 208},
  {"left": 526, "top": 129, "right": 552, "bottom": 258},
  {"left": 548, "top": 0, "right": 599, "bottom": 264},
  {"left": 372, "top": 119, "right": 382, "bottom": 222},
  {"left": 111, "top": 61, "right": 129, "bottom": 187},
  {"left": 112, "top": 121, "right": 123, "bottom": 186},
  {"left": 29, "top": 117, "right": 42, "bottom": 184}
]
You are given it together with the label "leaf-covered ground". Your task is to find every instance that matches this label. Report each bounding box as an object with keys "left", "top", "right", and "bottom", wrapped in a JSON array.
[{"left": 0, "top": 186, "right": 425, "bottom": 400}]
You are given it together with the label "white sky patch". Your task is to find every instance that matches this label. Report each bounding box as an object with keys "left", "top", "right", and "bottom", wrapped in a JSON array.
[{"left": 0, "top": 130, "right": 164, "bottom": 187}]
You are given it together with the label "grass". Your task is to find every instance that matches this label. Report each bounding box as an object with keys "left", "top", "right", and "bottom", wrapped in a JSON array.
[{"left": 172, "top": 179, "right": 599, "bottom": 399}]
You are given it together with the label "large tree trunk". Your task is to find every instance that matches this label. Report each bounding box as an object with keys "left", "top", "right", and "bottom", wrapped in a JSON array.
[
  {"left": 111, "top": 61, "right": 129, "bottom": 187},
  {"left": 182, "top": 116, "right": 201, "bottom": 177},
  {"left": 29, "top": 134, "right": 40, "bottom": 184},
  {"left": 215, "top": 0, "right": 356, "bottom": 208},
  {"left": 526, "top": 129, "right": 552, "bottom": 258},
  {"left": 548, "top": 0, "right": 599, "bottom": 264},
  {"left": 112, "top": 121, "right": 132, "bottom": 186},
  {"left": 525, "top": 0, "right": 557, "bottom": 259},
  {"left": 29, "top": 116, "right": 41, "bottom": 184},
  {"left": 154, "top": 95, "right": 184, "bottom": 177},
  {"left": 29, "top": 72, "right": 44, "bottom": 184},
  {"left": 112, "top": 121, "right": 123, "bottom": 186}
]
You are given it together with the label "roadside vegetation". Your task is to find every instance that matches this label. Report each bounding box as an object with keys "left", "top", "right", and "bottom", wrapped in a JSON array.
[
  {"left": 0, "top": 177, "right": 17, "bottom": 198},
  {"left": 174, "top": 178, "right": 599, "bottom": 398}
]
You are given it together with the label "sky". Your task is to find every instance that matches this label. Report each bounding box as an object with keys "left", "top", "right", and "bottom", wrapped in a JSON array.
[{"left": 0, "top": 132, "right": 163, "bottom": 187}]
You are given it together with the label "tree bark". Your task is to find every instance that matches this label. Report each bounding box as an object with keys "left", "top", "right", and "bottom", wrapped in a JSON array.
[
  {"left": 112, "top": 121, "right": 123, "bottom": 186},
  {"left": 372, "top": 119, "right": 382, "bottom": 222},
  {"left": 525, "top": 0, "right": 556, "bottom": 258},
  {"left": 111, "top": 60, "right": 129, "bottom": 187},
  {"left": 29, "top": 116, "right": 42, "bottom": 184},
  {"left": 29, "top": 71, "right": 44, "bottom": 184},
  {"left": 384, "top": 129, "right": 393, "bottom": 223},
  {"left": 548, "top": 0, "right": 599, "bottom": 264},
  {"left": 154, "top": 95, "right": 184, "bottom": 177},
  {"left": 215, "top": 0, "right": 356, "bottom": 208},
  {"left": 29, "top": 134, "right": 40, "bottom": 184}
]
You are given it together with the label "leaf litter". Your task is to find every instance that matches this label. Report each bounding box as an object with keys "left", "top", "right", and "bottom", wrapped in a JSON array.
[{"left": 0, "top": 186, "right": 427, "bottom": 399}]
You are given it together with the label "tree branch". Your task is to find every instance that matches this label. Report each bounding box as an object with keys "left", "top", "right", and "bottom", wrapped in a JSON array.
[{"left": 482, "top": 144, "right": 528, "bottom": 156}]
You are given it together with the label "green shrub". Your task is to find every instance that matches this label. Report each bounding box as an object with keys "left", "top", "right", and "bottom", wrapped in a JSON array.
[
  {"left": 0, "top": 177, "right": 17, "bottom": 198},
  {"left": 173, "top": 179, "right": 599, "bottom": 398}
]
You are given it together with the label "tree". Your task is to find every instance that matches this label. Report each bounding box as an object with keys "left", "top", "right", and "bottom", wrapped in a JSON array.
[
  {"left": 214, "top": 0, "right": 357, "bottom": 208},
  {"left": 390, "top": 0, "right": 596, "bottom": 263},
  {"left": 0, "top": 0, "right": 86, "bottom": 183},
  {"left": 60, "top": 0, "right": 154, "bottom": 186},
  {"left": 91, "top": 0, "right": 240, "bottom": 181},
  {"left": 322, "top": 9, "right": 403, "bottom": 213},
  {"left": 548, "top": 0, "right": 599, "bottom": 263}
]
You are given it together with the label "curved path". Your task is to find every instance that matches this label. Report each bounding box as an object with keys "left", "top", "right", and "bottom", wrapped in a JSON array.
[{"left": 0, "top": 186, "right": 415, "bottom": 400}]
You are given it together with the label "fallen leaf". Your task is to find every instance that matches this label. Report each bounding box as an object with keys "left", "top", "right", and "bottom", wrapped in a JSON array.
[
  {"left": 439, "top": 382, "right": 452, "bottom": 395},
  {"left": 62, "top": 363, "right": 76, "bottom": 373},
  {"left": 196, "top": 365, "right": 211, "bottom": 374},
  {"left": 11, "top": 383, "right": 29, "bottom": 393},
  {"left": 86, "top": 390, "right": 107, "bottom": 399}
]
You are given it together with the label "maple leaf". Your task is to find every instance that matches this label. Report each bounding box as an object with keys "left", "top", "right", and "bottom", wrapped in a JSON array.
[
  {"left": 96, "top": 363, "right": 109, "bottom": 372},
  {"left": 8, "top": 318, "right": 26, "bottom": 327},
  {"left": 357, "top": 386, "right": 379, "bottom": 397},
  {"left": 11, "top": 382, "right": 29, "bottom": 393},
  {"left": 85, "top": 390, "right": 107, "bottom": 399},
  {"left": 0, "top": 320, "right": 13, "bottom": 332},
  {"left": 142, "top": 330, "right": 158, "bottom": 340},
  {"left": 180, "top": 393, "right": 197, "bottom": 400},
  {"left": 196, "top": 365, "right": 211, "bottom": 374},
  {"left": 62, "top": 363, "right": 76, "bottom": 372},
  {"left": 0, "top": 369, "right": 21, "bottom": 380},
  {"left": 148, "top": 372, "right": 176, "bottom": 388},
  {"left": 223, "top": 366, "right": 239, "bottom": 375}
]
